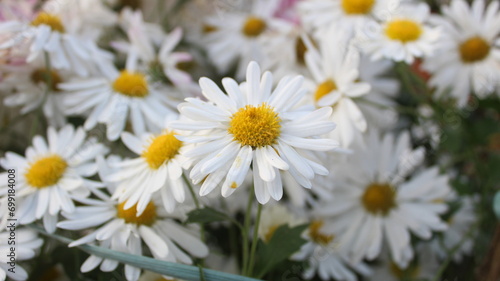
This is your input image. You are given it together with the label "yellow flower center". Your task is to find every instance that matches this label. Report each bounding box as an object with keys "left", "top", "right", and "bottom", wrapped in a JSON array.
[
  {"left": 361, "top": 183, "right": 397, "bottom": 215},
  {"left": 459, "top": 36, "right": 490, "bottom": 63},
  {"left": 202, "top": 24, "right": 218, "bottom": 33},
  {"left": 116, "top": 201, "right": 157, "bottom": 226},
  {"left": 341, "top": 0, "right": 375, "bottom": 15},
  {"left": 314, "top": 79, "right": 337, "bottom": 103},
  {"left": 309, "top": 220, "right": 334, "bottom": 245},
  {"left": 242, "top": 16, "right": 267, "bottom": 37},
  {"left": 31, "top": 68, "right": 62, "bottom": 92},
  {"left": 31, "top": 12, "right": 65, "bottom": 33},
  {"left": 142, "top": 132, "right": 183, "bottom": 170},
  {"left": 112, "top": 71, "right": 149, "bottom": 98},
  {"left": 385, "top": 19, "right": 422, "bottom": 43},
  {"left": 25, "top": 155, "right": 68, "bottom": 188},
  {"left": 228, "top": 103, "right": 281, "bottom": 148}
]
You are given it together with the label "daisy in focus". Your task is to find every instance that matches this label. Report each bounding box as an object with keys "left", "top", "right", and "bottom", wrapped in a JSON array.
[
  {"left": 59, "top": 55, "right": 179, "bottom": 141},
  {"left": 0, "top": 0, "right": 115, "bottom": 77},
  {"left": 171, "top": 61, "right": 338, "bottom": 204},
  {"left": 303, "top": 26, "right": 371, "bottom": 146},
  {"left": 356, "top": 2, "right": 441, "bottom": 64},
  {"left": 201, "top": 0, "right": 293, "bottom": 79},
  {"left": 0, "top": 125, "right": 108, "bottom": 232},
  {"left": 315, "top": 130, "right": 451, "bottom": 268},
  {"left": 423, "top": 0, "right": 500, "bottom": 107},
  {"left": 106, "top": 118, "right": 190, "bottom": 215},
  {"left": 57, "top": 195, "right": 208, "bottom": 281},
  {"left": 0, "top": 228, "right": 43, "bottom": 281}
]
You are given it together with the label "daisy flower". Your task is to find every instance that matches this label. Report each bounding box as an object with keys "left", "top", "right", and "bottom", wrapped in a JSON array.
[
  {"left": 170, "top": 61, "right": 338, "bottom": 204},
  {"left": 315, "top": 130, "right": 451, "bottom": 268},
  {"left": 0, "top": 228, "right": 43, "bottom": 281},
  {"left": 298, "top": 0, "right": 399, "bottom": 37},
  {"left": 105, "top": 118, "right": 190, "bottom": 215},
  {"left": 59, "top": 55, "right": 179, "bottom": 141},
  {"left": 422, "top": 0, "right": 500, "bottom": 107},
  {"left": 0, "top": 125, "right": 108, "bottom": 232},
  {"left": 201, "top": 0, "right": 293, "bottom": 79},
  {"left": 292, "top": 219, "right": 370, "bottom": 281},
  {"left": 258, "top": 204, "right": 302, "bottom": 243},
  {"left": 57, "top": 195, "right": 208, "bottom": 281},
  {"left": 303, "top": 26, "right": 371, "bottom": 146},
  {"left": 2, "top": 58, "right": 70, "bottom": 128},
  {"left": 0, "top": 2, "right": 115, "bottom": 77},
  {"left": 356, "top": 2, "right": 441, "bottom": 64}
]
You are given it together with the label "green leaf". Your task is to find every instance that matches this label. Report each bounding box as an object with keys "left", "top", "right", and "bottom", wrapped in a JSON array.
[
  {"left": 31, "top": 226, "right": 261, "bottom": 281},
  {"left": 253, "top": 224, "right": 309, "bottom": 278},
  {"left": 494, "top": 191, "right": 500, "bottom": 220},
  {"left": 186, "top": 207, "right": 239, "bottom": 226}
]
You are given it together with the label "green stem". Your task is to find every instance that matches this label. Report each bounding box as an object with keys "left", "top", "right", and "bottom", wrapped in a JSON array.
[
  {"left": 247, "top": 203, "right": 262, "bottom": 277},
  {"left": 241, "top": 188, "right": 255, "bottom": 275},
  {"left": 181, "top": 173, "right": 205, "bottom": 242}
]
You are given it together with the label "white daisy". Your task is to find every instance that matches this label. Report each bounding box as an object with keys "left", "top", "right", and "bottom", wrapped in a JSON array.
[
  {"left": 303, "top": 26, "right": 371, "bottom": 147},
  {"left": 105, "top": 118, "right": 190, "bottom": 216},
  {"left": 0, "top": 4, "right": 114, "bottom": 77},
  {"left": 315, "top": 130, "right": 451, "bottom": 268},
  {"left": 298, "top": 0, "right": 399, "bottom": 37},
  {"left": 2, "top": 58, "right": 70, "bottom": 128},
  {"left": 422, "top": 0, "right": 500, "bottom": 107},
  {"left": 201, "top": 0, "right": 293, "bottom": 79},
  {"left": 258, "top": 204, "right": 302, "bottom": 243},
  {"left": 0, "top": 228, "right": 43, "bottom": 281},
  {"left": 292, "top": 219, "right": 371, "bottom": 281},
  {"left": 58, "top": 55, "right": 179, "bottom": 141},
  {"left": 356, "top": 2, "right": 441, "bottom": 64},
  {"left": 57, "top": 195, "right": 208, "bottom": 281},
  {"left": 0, "top": 125, "right": 108, "bottom": 232},
  {"left": 170, "top": 61, "right": 338, "bottom": 204}
]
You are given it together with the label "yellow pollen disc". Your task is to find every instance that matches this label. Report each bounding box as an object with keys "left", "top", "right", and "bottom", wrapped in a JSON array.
[
  {"left": 242, "top": 16, "right": 267, "bottom": 37},
  {"left": 228, "top": 103, "right": 281, "bottom": 148},
  {"left": 264, "top": 224, "right": 280, "bottom": 242},
  {"left": 31, "top": 12, "right": 65, "bottom": 33},
  {"left": 314, "top": 79, "right": 337, "bottom": 103},
  {"left": 25, "top": 155, "right": 67, "bottom": 188},
  {"left": 31, "top": 68, "right": 62, "bottom": 91},
  {"left": 112, "top": 71, "right": 149, "bottom": 98},
  {"left": 202, "top": 24, "right": 218, "bottom": 33},
  {"left": 459, "top": 36, "right": 490, "bottom": 63},
  {"left": 309, "top": 220, "right": 334, "bottom": 245},
  {"left": 341, "top": 0, "right": 375, "bottom": 15},
  {"left": 142, "top": 132, "right": 183, "bottom": 170},
  {"left": 385, "top": 19, "right": 422, "bottom": 43},
  {"left": 361, "top": 183, "right": 397, "bottom": 215},
  {"left": 116, "top": 201, "right": 157, "bottom": 226}
]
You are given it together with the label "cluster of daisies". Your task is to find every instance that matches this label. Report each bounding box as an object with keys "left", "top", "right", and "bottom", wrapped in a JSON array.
[{"left": 0, "top": 0, "right": 493, "bottom": 280}]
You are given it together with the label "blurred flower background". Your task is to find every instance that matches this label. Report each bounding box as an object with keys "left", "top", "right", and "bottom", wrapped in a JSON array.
[{"left": 0, "top": 0, "right": 500, "bottom": 280}]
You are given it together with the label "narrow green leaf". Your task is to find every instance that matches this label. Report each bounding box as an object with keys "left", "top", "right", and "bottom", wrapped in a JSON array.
[
  {"left": 254, "top": 224, "right": 309, "bottom": 278},
  {"left": 494, "top": 191, "right": 500, "bottom": 220},
  {"left": 186, "top": 207, "right": 239, "bottom": 226},
  {"left": 31, "top": 226, "right": 261, "bottom": 281}
]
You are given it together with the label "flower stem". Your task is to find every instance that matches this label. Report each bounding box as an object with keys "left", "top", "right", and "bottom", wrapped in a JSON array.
[
  {"left": 242, "top": 188, "right": 255, "bottom": 275},
  {"left": 247, "top": 203, "right": 262, "bottom": 277},
  {"left": 181, "top": 173, "right": 205, "bottom": 243}
]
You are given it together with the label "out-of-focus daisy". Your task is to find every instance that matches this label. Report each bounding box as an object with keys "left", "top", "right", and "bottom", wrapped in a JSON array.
[
  {"left": 293, "top": 219, "right": 370, "bottom": 281},
  {"left": 171, "top": 61, "right": 338, "bottom": 204},
  {"left": 258, "top": 204, "right": 302, "bottom": 243},
  {"left": 201, "top": 0, "right": 293, "bottom": 79},
  {"left": 0, "top": 1, "right": 115, "bottom": 77},
  {"left": 356, "top": 2, "right": 441, "bottom": 64},
  {"left": 2, "top": 58, "right": 69, "bottom": 128},
  {"left": 422, "top": 0, "right": 500, "bottom": 107},
  {"left": 0, "top": 125, "right": 107, "bottom": 232},
  {"left": 57, "top": 195, "right": 208, "bottom": 281},
  {"left": 432, "top": 196, "right": 477, "bottom": 262},
  {"left": 115, "top": 9, "right": 194, "bottom": 89},
  {"left": 303, "top": 26, "right": 371, "bottom": 147},
  {"left": 106, "top": 118, "right": 190, "bottom": 215},
  {"left": 299, "top": 0, "right": 399, "bottom": 37},
  {"left": 315, "top": 130, "right": 451, "bottom": 268},
  {"left": 0, "top": 228, "right": 43, "bottom": 281},
  {"left": 59, "top": 55, "right": 179, "bottom": 141}
]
